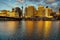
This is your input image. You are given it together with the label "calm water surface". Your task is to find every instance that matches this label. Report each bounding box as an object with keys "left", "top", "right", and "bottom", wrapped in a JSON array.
[{"left": 0, "top": 21, "right": 60, "bottom": 40}]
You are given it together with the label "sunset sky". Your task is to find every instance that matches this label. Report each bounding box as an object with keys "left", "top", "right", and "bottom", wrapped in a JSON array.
[{"left": 0, "top": 0, "right": 60, "bottom": 11}]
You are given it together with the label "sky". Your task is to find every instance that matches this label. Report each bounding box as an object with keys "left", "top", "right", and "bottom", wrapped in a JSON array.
[{"left": 0, "top": 0, "right": 60, "bottom": 11}]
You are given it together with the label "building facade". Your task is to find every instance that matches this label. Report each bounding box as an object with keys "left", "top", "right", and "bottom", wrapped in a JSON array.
[
  {"left": 37, "top": 6, "right": 45, "bottom": 17},
  {"left": 25, "top": 6, "right": 36, "bottom": 18},
  {"left": 45, "top": 7, "right": 52, "bottom": 17}
]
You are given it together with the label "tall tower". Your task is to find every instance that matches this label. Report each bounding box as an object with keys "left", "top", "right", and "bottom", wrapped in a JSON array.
[
  {"left": 38, "top": 6, "right": 45, "bottom": 17},
  {"left": 45, "top": 6, "right": 52, "bottom": 17},
  {"left": 25, "top": 5, "right": 36, "bottom": 17}
]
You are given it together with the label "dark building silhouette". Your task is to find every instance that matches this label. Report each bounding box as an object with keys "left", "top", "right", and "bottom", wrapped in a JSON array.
[
  {"left": 12, "top": 8, "right": 15, "bottom": 12},
  {"left": 59, "top": 8, "right": 60, "bottom": 13},
  {"left": 21, "top": 6, "right": 23, "bottom": 10},
  {"left": 14, "top": 7, "right": 22, "bottom": 17},
  {"left": 46, "top": 6, "right": 48, "bottom": 8}
]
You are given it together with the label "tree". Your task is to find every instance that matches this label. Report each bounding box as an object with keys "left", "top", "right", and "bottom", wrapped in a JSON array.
[{"left": 15, "top": 7, "right": 22, "bottom": 17}]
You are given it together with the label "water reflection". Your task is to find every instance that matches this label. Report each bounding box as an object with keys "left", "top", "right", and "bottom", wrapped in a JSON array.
[
  {"left": 0, "top": 21, "right": 19, "bottom": 40},
  {"left": 25, "top": 21, "right": 34, "bottom": 36},
  {"left": 57, "top": 21, "right": 60, "bottom": 40},
  {"left": 35, "top": 21, "right": 45, "bottom": 40},
  {"left": 0, "top": 21, "right": 60, "bottom": 40},
  {"left": 49, "top": 21, "right": 60, "bottom": 40},
  {"left": 43, "top": 21, "right": 52, "bottom": 40},
  {"left": 6, "top": 21, "right": 19, "bottom": 35}
]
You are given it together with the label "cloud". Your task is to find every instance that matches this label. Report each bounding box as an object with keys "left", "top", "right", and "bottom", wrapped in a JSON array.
[
  {"left": 52, "top": 2, "right": 58, "bottom": 6},
  {"left": 8, "top": 0, "right": 11, "bottom": 1},
  {"left": 45, "top": 0, "right": 55, "bottom": 4},
  {"left": 25, "top": 0, "right": 42, "bottom": 2},
  {"left": 16, "top": 0, "right": 24, "bottom": 3}
]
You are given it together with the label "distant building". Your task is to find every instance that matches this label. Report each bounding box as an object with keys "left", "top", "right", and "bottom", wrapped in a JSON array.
[
  {"left": 37, "top": 6, "right": 45, "bottom": 17},
  {"left": 50, "top": 12, "right": 56, "bottom": 17},
  {"left": 7, "top": 11, "right": 16, "bottom": 17},
  {"left": 7, "top": 8, "right": 20, "bottom": 17},
  {"left": 1, "top": 10, "right": 8, "bottom": 14},
  {"left": 45, "top": 6, "right": 53, "bottom": 17},
  {"left": 25, "top": 6, "right": 36, "bottom": 18},
  {"left": 0, "top": 10, "right": 9, "bottom": 16}
]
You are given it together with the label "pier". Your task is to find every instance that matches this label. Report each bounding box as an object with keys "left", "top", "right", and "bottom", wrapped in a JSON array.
[
  {"left": 0, "top": 16, "right": 22, "bottom": 21},
  {"left": 0, "top": 16, "right": 59, "bottom": 21}
]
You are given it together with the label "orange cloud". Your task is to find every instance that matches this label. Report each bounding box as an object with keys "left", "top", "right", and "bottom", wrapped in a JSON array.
[{"left": 46, "top": 0, "right": 55, "bottom": 3}]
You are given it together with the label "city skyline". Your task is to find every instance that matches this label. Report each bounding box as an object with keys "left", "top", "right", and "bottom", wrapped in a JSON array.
[{"left": 0, "top": 0, "right": 60, "bottom": 11}]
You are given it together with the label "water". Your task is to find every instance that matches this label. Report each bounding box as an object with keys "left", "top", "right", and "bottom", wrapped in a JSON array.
[{"left": 0, "top": 21, "right": 60, "bottom": 40}]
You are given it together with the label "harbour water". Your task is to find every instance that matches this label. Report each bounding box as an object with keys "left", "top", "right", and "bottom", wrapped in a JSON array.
[{"left": 0, "top": 20, "right": 60, "bottom": 40}]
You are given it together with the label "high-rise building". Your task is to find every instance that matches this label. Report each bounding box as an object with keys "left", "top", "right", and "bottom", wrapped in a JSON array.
[
  {"left": 25, "top": 6, "right": 36, "bottom": 18},
  {"left": 45, "top": 6, "right": 52, "bottom": 17},
  {"left": 37, "top": 6, "right": 45, "bottom": 17}
]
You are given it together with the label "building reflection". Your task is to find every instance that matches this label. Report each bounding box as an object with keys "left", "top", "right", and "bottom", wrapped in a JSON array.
[
  {"left": 36, "top": 21, "right": 45, "bottom": 39},
  {"left": 0, "top": 21, "right": 60, "bottom": 40},
  {"left": 0, "top": 21, "right": 19, "bottom": 36},
  {"left": 0, "top": 21, "right": 19, "bottom": 40},
  {"left": 43, "top": 21, "right": 52, "bottom": 40},
  {"left": 57, "top": 21, "right": 60, "bottom": 40},
  {"left": 25, "top": 21, "right": 34, "bottom": 37},
  {"left": 5, "top": 21, "right": 19, "bottom": 35}
]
